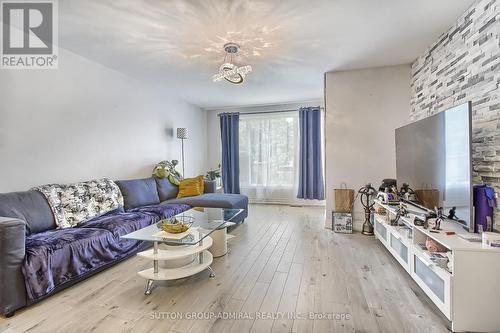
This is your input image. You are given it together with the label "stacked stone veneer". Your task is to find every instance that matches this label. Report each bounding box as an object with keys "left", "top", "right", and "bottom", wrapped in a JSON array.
[{"left": 410, "top": 0, "right": 500, "bottom": 227}]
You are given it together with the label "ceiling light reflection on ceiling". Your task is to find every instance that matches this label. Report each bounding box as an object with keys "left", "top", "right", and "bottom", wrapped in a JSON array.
[{"left": 212, "top": 43, "right": 252, "bottom": 84}]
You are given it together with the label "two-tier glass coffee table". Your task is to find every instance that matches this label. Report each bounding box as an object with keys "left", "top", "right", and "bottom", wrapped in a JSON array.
[{"left": 121, "top": 207, "right": 243, "bottom": 295}]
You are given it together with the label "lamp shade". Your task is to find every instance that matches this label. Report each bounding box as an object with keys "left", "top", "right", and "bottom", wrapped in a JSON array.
[{"left": 177, "top": 128, "right": 188, "bottom": 139}]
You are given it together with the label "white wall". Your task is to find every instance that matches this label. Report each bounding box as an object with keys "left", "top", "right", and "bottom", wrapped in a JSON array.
[
  {"left": 0, "top": 48, "right": 207, "bottom": 192},
  {"left": 325, "top": 65, "right": 410, "bottom": 230}
]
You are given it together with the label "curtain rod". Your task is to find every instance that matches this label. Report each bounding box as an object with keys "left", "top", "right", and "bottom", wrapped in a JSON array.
[{"left": 217, "top": 107, "right": 324, "bottom": 117}]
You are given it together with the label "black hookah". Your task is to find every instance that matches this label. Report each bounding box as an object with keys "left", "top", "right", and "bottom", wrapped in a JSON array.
[{"left": 358, "top": 183, "right": 377, "bottom": 235}]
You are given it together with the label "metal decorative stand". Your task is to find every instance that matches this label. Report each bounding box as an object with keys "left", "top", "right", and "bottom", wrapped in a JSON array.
[{"left": 358, "top": 183, "right": 377, "bottom": 236}]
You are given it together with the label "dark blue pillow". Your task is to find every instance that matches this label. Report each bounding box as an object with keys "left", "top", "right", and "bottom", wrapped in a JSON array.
[
  {"left": 0, "top": 191, "right": 55, "bottom": 234},
  {"left": 154, "top": 177, "right": 179, "bottom": 202},
  {"left": 116, "top": 178, "right": 160, "bottom": 210}
]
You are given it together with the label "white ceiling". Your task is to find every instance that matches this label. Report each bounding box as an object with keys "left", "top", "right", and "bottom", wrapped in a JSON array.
[{"left": 60, "top": 0, "right": 475, "bottom": 108}]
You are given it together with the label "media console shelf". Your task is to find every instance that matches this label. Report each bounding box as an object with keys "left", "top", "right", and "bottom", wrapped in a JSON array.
[{"left": 373, "top": 199, "right": 500, "bottom": 333}]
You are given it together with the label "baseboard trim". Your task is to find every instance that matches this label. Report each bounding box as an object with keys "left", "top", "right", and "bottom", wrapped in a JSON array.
[{"left": 249, "top": 201, "right": 326, "bottom": 207}]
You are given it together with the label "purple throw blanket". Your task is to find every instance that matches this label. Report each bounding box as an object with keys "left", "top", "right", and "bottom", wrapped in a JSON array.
[
  {"left": 22, "top": 204, "right": 190, "bottom": 303},
  {"left": 129, "top": 203, "right": 191, "bottom": 219}
]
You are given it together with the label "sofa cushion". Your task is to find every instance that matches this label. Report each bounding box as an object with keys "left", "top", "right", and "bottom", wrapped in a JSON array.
[
  {"left": 177, "top": 176, "right": 204, "bottom": 198},
  {"left": 163, "top": 193, "right": 248, "bottom": 209},
  {"left": 116, "top": 178, "right": 160, "bottom": 210},
  {"left": 34, "top": 179, "right": 124, "bottom": 229},
  {"left": 22, "top": 227, "right": 144, "bottom": 302},
  {"left": 0, "top": 191, "right": 55, "bottom": 234},
  {"left": 154, "top": 177, "right": 179, "bottom": 201},
  {"left": 78, "top": 211, "right": 157, "bottom": 237}
]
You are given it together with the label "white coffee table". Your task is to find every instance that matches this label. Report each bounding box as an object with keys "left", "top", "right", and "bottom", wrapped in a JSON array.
[
  {"left": 209, "top": 221, "right": 236, "bottom": 257},
  {"left": 122, "top": 207, "right": 243, "bottom": 295}
]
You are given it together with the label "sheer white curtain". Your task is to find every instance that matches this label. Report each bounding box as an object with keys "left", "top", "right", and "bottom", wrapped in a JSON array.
[{"left": 239, "top": 112, "right": 299, "bottom": 203}]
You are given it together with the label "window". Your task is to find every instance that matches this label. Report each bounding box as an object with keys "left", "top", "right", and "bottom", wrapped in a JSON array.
[{"left": 239, "top": 112, "right": 299, "bottom": 203}]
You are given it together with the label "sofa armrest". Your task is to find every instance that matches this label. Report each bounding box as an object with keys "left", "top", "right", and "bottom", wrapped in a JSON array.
[
  {"left": 204, "top": 180, "right": 217, "bottom": 194},
  {"left": 0, "top": 217, "right": 27, "bottom": 316}
]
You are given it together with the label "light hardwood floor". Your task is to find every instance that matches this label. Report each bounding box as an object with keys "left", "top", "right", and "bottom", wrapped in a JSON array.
[{"left": 0, "top": 205, "right": 450, "bottom": 333}]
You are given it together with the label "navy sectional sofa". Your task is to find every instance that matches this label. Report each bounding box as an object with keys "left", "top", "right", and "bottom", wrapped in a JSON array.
[{"left": 0, "top": 177, "right": 248, "bottom": 317}]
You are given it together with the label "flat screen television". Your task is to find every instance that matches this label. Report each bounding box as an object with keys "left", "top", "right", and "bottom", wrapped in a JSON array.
[{"left": 395, "top": 102, "right": 473, "bottom": 232}]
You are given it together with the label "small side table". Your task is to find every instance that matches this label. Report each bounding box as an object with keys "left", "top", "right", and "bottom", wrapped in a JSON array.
[{"left": 209, "top": 221, "right": 236, "bottom": 257}]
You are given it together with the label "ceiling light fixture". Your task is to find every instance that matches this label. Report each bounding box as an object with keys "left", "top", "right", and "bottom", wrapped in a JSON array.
[{"left": 212, "top": 43, "right": 252, "bottom": 84}]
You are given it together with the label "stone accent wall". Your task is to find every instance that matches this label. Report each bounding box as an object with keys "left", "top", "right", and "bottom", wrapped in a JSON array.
[{"left": 410, "top": 0, "right": 500, "bottom": 227}]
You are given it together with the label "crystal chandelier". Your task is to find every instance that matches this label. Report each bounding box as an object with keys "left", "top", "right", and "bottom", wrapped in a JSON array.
[{"left": 212, "top": 43, "right": 252, "bottom": 84}]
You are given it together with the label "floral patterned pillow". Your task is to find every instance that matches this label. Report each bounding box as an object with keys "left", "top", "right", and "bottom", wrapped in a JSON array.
[{"left": 34, "top": 178, "right": 124, "bottom": 229}]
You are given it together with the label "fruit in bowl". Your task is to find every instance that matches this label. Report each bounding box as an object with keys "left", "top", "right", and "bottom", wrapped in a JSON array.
[{"left": 158, "top": 217, "right": 193, "bottom": 234}]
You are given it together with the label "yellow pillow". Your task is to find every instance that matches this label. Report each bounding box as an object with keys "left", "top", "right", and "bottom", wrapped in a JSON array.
[{"left": 177, "top": 175, "right": 205, "bottom": 198}]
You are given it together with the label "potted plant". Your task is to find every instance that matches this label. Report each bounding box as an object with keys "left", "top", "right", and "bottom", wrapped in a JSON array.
[
  {"left": 206, "top": 164, "right": 222, "bottom": 188},
  {"left": 206, "top": 164, "right": 221, "bottom": 181}
]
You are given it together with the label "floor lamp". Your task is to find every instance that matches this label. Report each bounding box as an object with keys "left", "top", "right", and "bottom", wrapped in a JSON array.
[{"left": 176, "top": 128, "right": 188, "bottom": 177}]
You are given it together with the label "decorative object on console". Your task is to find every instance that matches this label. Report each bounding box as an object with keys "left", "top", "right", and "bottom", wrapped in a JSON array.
[
  {"left": 358, "top": 183, "right": 377, "bottom": 235},
  {"left": 432, "top": 207, "right": 444, "bottom": 230},
  {"left": 473, "top": 184, "right": 496, "bottom": 233},
  {"left": 377, "top": 191, "right": 397, "bottom": 205},
  {"left": 377, "top": 179, "right": 399, "bottom": 205},
  {"left": 413, "top": 215, "right": 426, "bottom": 227},
  {"left": 391, "top": 206, "right": 408, "bottom": 227},
  {"left": 33, "top": 178, "right": 123, "bottom": 229},
  {"left": 378, "top": 178, "right": 397, "bottom": 191},
  {"left": 399, "top": 183, "right": 417, "bottom": 201},
  {"left": 177, "top": 128, "right": 188, "bottom": 177},
  {"left": 212, "top": 43, "right": 252, "bottom": 84},
  {"left": 426, "top": 218, "right": 437, "bottom": 230}
]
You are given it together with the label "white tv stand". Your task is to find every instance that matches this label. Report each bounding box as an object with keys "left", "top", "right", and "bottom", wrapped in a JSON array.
[{"left": 373, "top": 199, "right": 500, "bottom": 332}]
